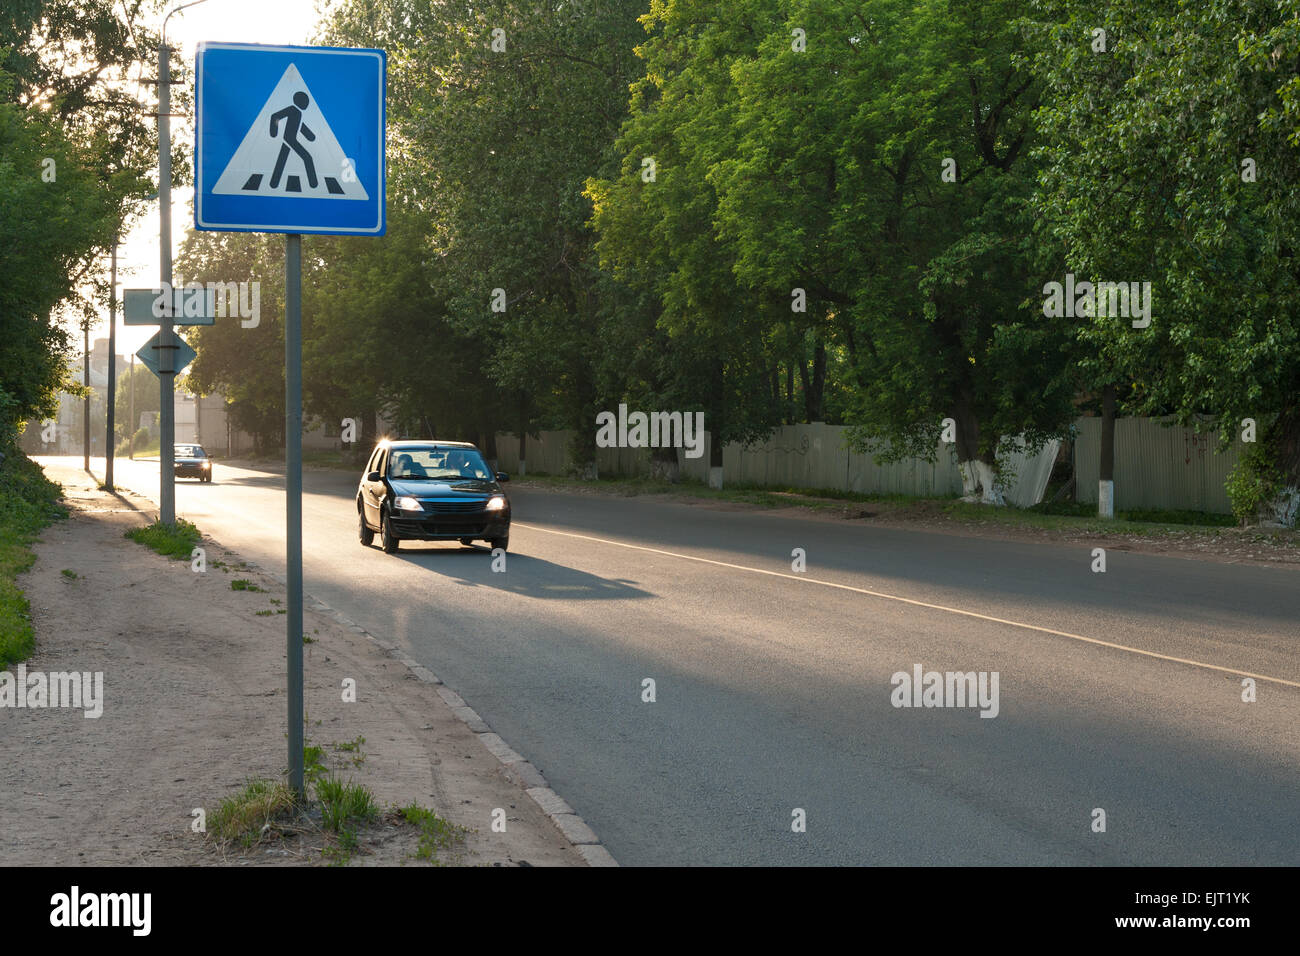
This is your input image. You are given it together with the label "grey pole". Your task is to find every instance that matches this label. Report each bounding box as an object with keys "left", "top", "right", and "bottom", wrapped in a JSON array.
[
  {"left": 106, "top": 236, "right": 117, "bottom": 491},
  {"left": 129, "top": 353, "right": 135, "bottom": 460},
  {"left": 285, "top": 233, "right": 304, "bottom": 798},
  {"left": 83, "top": 324, "right": 90, "bottom": 472},
  {"left": 158, "top": 39, "right": 176, "bottom": 524}
]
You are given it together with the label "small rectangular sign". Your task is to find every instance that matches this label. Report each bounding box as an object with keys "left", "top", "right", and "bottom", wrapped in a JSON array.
[{"left": 123, "top": 288, "right": 216, "bottom": 326}]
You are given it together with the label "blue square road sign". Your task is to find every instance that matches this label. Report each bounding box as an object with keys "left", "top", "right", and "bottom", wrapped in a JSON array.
[{"left": 195, "top": 43, "right": 386, "bottom": 236}]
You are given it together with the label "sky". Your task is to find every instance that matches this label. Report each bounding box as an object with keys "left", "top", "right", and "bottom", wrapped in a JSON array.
[{"left": 95, "top": 0, "right": 325, "bottom": 357}]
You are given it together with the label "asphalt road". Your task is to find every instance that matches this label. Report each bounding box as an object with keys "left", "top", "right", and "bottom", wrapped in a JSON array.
[{"left": 45, "top": 455, "right": 1300, "bottom": 865}]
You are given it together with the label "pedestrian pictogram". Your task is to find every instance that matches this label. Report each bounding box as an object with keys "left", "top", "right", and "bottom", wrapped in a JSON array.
[
  {"left": 212, "top": 64, "right": 368, "bottom": 201},
  {"left": 195, "top": 43, "right": 386, "bottom": 235}
]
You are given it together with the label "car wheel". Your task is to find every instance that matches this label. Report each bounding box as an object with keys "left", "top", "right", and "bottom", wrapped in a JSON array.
[
  {"left": 358, "top": 507, "right": 374, "bottom": 547},
  {"left": 459, "top": 537, "right": 475, "bottom": 547},
  {"left": 489, "top": 535, "right": 508, "bottom": 553},
  {"left": 381, "top": 508, "right": 400, "bottom": 553}
]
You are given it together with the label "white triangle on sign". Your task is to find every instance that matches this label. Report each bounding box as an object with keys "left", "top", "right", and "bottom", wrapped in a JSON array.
[{"left": 212, "top": 63, "right": 368, "bottom": 201}]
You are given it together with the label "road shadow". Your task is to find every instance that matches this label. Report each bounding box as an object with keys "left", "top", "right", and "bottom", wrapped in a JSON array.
[{"left": 382, "top": 543, "right": 653, "bottom": 601}]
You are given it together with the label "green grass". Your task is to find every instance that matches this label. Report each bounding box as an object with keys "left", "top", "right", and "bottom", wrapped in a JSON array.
[
  {"left": 399, "top": 802, "right": 468, "bottom": 862},
  {"left": 60, "top": 568, "right": 77, "bottom": 579},
  {"left": 230, "top": 578, "right": 264, "bottom": 591},
  {"left": 124, "top": 518, "right": 201, "bottom": 559},
  {"left": 316, "top": 776, "right": 379, "bottom": 834},
  {"left": 208, "top": 778, "right": 297, "bottom": 847},
  {"left": 304, "top": 744, "right": 328, "bottom": 784},
  {"left": 0, "top": 449, "right": 67, "bottom": 667}
]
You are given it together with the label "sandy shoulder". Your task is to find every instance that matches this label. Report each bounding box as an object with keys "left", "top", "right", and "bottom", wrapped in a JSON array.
[{"left": 2, "top": 468, "right": 585, "bottom": 866}]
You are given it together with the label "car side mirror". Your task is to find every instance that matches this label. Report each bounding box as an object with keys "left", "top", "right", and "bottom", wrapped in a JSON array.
[
  {"left": 367, "top": 471, "right": 381, "bottom": 482},
  {"left": 496, "top": 472, "right": 509, "bottom": 483}
]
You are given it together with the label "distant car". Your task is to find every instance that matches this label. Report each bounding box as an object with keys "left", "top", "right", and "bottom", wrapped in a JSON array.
[
  {"left": 357, "top": 440, "right": 511, "bottom": 554},
  {"left": 174, "top": 443, "right": 213, "bottom": 482}
]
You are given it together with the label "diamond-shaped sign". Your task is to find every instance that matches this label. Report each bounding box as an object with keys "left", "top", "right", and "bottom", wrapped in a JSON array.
[{"left": 136, "top": 331, "right": 197, "bottom": 378}]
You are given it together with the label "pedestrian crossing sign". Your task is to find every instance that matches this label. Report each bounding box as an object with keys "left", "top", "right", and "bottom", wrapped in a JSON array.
[{"left": 195, "top": 43, "right": 385, "bottom": 236}]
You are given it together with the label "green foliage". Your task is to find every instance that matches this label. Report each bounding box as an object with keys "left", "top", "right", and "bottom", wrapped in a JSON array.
[
  {"left": 0, "top": 448, "right": 66, "bottom": 667},
  {"left": 1226, "top": 440, "right": 1284, "bottom": 525},
  {"left": 123, "top": 519, "right": 201, "bottom": 560},
  {"left": 1, "top": 1, "right": 166, "bottom": 431},
  {"left": 1026, "top": 0, "right": 1300, "bottom": 475}
]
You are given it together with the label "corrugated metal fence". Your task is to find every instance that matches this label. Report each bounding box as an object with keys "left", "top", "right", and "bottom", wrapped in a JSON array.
[
  {"left": 1073, "top": 417, "right": 1239, "bottom": 514},
  {"left": 496, "top": 417, "right": 1243, "bottom": 513}
]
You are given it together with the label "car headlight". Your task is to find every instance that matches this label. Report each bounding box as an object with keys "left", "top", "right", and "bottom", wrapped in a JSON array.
[
  {"left": 485, "top": 495, "right": 507, "bottom": 512},
  {"left": 394, "top": 496, "right": 423, "bottom": 512},
  {"left": 202, "top": 461, "right": 210, "bottom": 468}
]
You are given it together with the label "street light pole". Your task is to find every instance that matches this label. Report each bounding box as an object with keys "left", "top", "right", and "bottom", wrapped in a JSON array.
[
  {"left": 129, "top": 353, "right": 135, "bottom": 460},
  {"left": 157, "top": 35, "right": 175, "bottom": 523},
  {"left": 157, "top": 0, "right": 209, "bottom": 523},
  {"left": 106, "top": 235, "right": 118, "bottom": 491},
  {"left": 83, "top": 323, "right": 90, "bottom": 472}
]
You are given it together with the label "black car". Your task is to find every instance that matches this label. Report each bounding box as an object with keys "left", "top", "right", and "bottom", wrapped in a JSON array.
[
  {"left": 357, "top": 440, "right": 511, "bottom": 553},
  {"left": 174, "top": 443, "right": 213, "bottom": 482}
]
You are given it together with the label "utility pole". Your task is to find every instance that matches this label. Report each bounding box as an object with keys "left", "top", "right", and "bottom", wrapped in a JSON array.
[
  {"left": 128, "top": 353, "right": 135, "bottom": 460},
  {"left": 106, "top": 235, "right": 118, "bottom": 491},
  {"left": 157, "top": 36, "right": 176, "bottom": 523},
  {"left": 83, "top": 323, "right": 90, "bottom": 472},
  {"left": 154, "top": 0, "right": 210, "bottom": 521}
]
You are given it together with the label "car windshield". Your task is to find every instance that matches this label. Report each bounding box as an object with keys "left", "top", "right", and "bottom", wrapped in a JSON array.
[
  {"left": 176, "top": 445, "right": 205, "bottom": 457},
  {"left": 388, "top": 447, "right": 492, "bottom": 481}
]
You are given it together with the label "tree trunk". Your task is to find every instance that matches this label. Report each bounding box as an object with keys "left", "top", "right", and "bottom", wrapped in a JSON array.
[
  {"left": 785, "top": 362, "right": 794, "bottom": 424},
  {"left": 1098, "top": 383, "right": 1116, "bottom": 518},
  {"left": 708, "top": 359, "right": 724, "bottom": 488}
]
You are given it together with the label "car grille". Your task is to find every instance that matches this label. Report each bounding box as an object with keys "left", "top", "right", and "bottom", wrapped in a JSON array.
[{"left": 421, "top": 499, "right": 486, "bottom": 514}]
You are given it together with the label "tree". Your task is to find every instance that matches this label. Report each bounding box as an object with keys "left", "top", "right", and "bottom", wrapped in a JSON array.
[{"left": 1026, "top": 0, "right": 1300, "bottom": 519}]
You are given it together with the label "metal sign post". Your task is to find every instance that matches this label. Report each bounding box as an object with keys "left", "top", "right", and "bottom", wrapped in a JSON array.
[
  {"left": 284, "top": 232, "right": 304, "bottom": 796},
  {"left": 195, "top": 42, "right": 386, "bottom": 800}
]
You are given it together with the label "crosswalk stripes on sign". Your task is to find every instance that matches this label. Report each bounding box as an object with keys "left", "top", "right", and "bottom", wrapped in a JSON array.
[{"left": 212, "top": 63, "right": 368, "bottom": 201}]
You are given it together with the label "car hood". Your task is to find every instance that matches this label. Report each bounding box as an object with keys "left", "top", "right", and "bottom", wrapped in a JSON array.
[
  {"left": 175, "top": 457, "right": 206, "bottom": 463},
  {"left": 387, "top": 478, "right": 500, "bottom": 497}
]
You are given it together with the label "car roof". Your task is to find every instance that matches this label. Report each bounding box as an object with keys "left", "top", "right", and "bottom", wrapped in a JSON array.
[{"left": 384, "top": 440, "right": 479, "bottom": 450}]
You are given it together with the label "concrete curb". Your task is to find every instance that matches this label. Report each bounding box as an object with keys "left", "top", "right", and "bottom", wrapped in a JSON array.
[
  {"left": 157, "top": 502, "right": 619, "bottom": 868},
  {"left": 305, "top": 593, "right": 619, "bottom": 866},
  {"left": 98, "top": 478, "right": 619, "bottom": 866}
]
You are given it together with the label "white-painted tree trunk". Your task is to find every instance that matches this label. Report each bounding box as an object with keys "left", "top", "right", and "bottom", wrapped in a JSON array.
[
  {"left": 958, "top": 459, "right": 1005, "bottom": 505},
  {"left": 1259, "top": 485, "right": 1300, "bottom": 528},
  {"left": 1098, "top": 479, "right": 1115, "bottom": 519},
  {"left": 650, "top": 458, "right": 680, "bottom": 483},
  {"left": 708, "top": 466, "right": 724, "bottom": 490}
]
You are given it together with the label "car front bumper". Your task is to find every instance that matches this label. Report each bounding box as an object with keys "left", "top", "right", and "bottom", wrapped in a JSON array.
[{"left": 389, "top": 512, "right": 509, "bottom": 540}]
